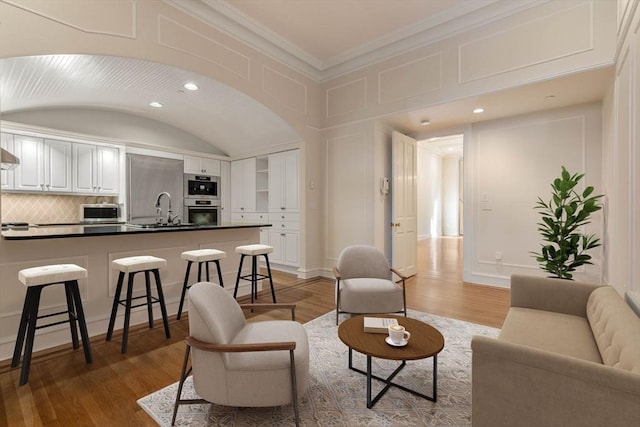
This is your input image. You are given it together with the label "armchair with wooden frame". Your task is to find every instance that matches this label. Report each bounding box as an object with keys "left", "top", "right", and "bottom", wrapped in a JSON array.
[
  {"left": 171, "top": 282, "right": 309, "bottom": 426},
  {"left": 333, "top": 245, "right": 407, "bottom": 325}
]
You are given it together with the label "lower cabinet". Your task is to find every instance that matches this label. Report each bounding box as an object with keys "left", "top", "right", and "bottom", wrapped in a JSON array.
[
  {"left": 267, "top": 212, "right": 299, "bottom": 266},
  {"left": 268, "top": 230, "right": 299, "bottom": 266}
]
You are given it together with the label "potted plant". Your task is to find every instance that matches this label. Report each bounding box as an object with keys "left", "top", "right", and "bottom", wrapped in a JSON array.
[{"left": 531, "top": 166, "right": 603, "bottom": 279}]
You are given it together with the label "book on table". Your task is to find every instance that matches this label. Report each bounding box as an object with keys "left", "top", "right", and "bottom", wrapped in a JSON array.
[{"left": 363, "top": 317, "right": 399, "bottom": 333}]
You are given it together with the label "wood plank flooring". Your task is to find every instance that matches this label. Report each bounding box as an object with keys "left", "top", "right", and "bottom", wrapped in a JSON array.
[{"left": 0, "top": 237, "right": 510, "bottom": 426}]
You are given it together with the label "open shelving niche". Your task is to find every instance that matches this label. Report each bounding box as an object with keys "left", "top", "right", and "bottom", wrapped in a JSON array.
[{"left": 255, "top": 155, "right": 269, "bottom": 214}]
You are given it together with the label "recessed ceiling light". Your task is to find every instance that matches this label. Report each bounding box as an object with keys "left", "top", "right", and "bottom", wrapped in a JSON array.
[
  {"left": 420, "top": 119, "right": 431, "bottom": 126},
  {"left": 184, "top": 82, "right": 199, "bottom": 91},
  {"left": 149, "top": 101, "right": 163, "bottom": 108},
  {"left": 473, "top": 108, "right": 484, "bottom": 114}
]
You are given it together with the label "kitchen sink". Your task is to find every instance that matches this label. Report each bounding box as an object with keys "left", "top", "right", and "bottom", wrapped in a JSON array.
[{"left": 126, "top": 222, "right": 197, "bottom": 229}]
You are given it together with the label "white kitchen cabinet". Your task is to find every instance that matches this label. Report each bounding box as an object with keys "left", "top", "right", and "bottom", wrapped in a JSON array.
[
  {"left": 73, "top": 143, "right": 119, "bottom": 194},
  {"left": 268, "top": 150, "right": 299, "bottom": 212},
  {"left": 268, "top": 211, "right": 299, "bottom": 266},
  {"left": 268, "top": 230, "right": 299, "bottom": 266},
  {"left": 230, "top": 157, "right": 256, "bottom": 212},
  {"left": 184, "top": 155, "right": 220, "bottom": 175},
  {"left": 1, "top": 133, "right": 15, "bottom": 190},
  {"left": 220, "top": 160, "right": 231, "bottom": 223},
  {"left": 12, "top": 135, "right": 72, "bottom": 193}
]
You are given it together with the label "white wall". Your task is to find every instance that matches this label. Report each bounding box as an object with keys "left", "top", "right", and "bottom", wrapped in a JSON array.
[
  {"left": 602, "top": 0, "right": 640, "bottom": 301},
  {"left": 0, "top": 0, "right": 620, "bottom": 284},
  {"left": 466, "top": 102, "right": 604, "bottom": 287},
  {"left": 442, "top": 157, "right": 461, "bottom": 236},
  {"left": 417, "top": 142, "right": 442, "bottom": 239}
]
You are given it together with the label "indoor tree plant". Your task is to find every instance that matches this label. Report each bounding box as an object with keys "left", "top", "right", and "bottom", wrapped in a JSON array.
[{"left": 531, "top": 166, "right": 603, "bottom": 279}]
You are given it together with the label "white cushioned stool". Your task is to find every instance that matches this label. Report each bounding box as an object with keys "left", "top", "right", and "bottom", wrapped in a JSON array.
[
  {"left": 106, "top": 256, "right": 170, "bottom": 353},
  {"left": 233, "top": 244, "right": 276, "bottom": 304},
  {"left": 177, "top": 249, "right": 226, "bottom": 320},
  {"left": 12, "top": 264, "right": 92, "bottom": 386}
]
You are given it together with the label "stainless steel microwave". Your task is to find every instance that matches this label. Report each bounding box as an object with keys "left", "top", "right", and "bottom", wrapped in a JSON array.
[
  {"left": 184, "top": 174, "right": 219, "bottom": 199},
  {"left": 80, "top": 203, "right": 122, "bottom": 223}
]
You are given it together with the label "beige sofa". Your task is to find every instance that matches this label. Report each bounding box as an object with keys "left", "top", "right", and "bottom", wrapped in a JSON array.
[{"left": 472, "top": 275, "right": 640, "bottom": 427}]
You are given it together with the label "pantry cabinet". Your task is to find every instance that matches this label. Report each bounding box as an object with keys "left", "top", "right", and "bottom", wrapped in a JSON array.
[
  {"left": 230, "top": 157, "right": 256, "bottom": 213},
  {"left": 268, "top": 150, "right": 299, "bottom": 212}
]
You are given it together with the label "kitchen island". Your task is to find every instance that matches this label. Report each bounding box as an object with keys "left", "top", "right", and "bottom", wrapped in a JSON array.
[{"left": 0, "top": 223, "right": 268, "bottom": 362}]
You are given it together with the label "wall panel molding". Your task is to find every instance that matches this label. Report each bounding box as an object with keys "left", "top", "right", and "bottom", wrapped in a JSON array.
[
  {"left": 325, "top": 78, "right": 367, "bottom": 118},
  {"left": 262, "top": 65, "right": 308, "bottom": 115},
  {"left": 458, "top": 2, "right": 594, "bottom": 83},
  {"left": 378, "top": 53, "right": 442, "bottom": 104},
  {"left": 3, "top": 0, "right": 137, "bottom": 38},
  {"left": 326, "top": 132, "right": 368, "bottom": 258},
  {"left": 157, "top": 15, "right": 250, "bottom": 80}
]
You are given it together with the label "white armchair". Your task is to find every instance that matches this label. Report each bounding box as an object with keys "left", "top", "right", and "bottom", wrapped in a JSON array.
[
  {"left": 172, "top": 282, "right": 310, "bottom": 426},
  {"left": 333, "top": 245, "right": 407, "bottom": 325}
]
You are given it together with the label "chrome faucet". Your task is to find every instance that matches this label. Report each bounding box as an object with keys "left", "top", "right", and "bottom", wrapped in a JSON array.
[{"left": 155, "top": 192, "right": 180, "bottom": 225}]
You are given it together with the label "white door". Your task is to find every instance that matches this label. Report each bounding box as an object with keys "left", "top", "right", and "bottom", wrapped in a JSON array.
[
  {"left": 283, "top": 150, "right": 299, "bottom": 211},
  {"left": 96, "top": 146, "right": 119, "bottom": 193},
  {"left": 391, "top": 131, "right": 417, "bottom": 277},
  {"left": 73, "top": 143, "right": 96, "bottom": 193},
  {"left": 44, "top": 139, "right": 72, "bottom": 192},
  {"left": 13, "top": 135, "right": 44, "bottom": 191}
]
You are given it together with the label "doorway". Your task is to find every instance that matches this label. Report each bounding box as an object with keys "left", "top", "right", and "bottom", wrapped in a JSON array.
[{"left": 416, "top": 134, "right": 464, "bottom": 277}]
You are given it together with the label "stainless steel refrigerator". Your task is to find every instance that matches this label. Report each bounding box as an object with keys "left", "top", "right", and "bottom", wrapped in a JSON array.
[{"left": 126, "top": 154, "right": 184, "bottom": 224}]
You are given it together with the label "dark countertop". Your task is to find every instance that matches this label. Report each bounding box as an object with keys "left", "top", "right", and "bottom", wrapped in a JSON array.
[{"left": 1, "top": 222, "right": 271, "bottom": 240}]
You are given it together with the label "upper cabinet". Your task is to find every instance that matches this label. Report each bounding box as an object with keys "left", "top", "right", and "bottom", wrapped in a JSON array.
[
  {"left": 12, "top": 135, "right": 72, "bottom": 193},
  {"left": 184, "top": 155, "right": 221, "bottom": 176},
  {"left": 268, "top": 150, "right": 299, "bottom": 212},
  {"left": 72, "top": 143, "right": 119, "bottom": 194},
  {"left": 1, "top": 133, "right": 15, "bottom": 190},
  {"left": 230, "top": 157, "right": 256, "bottom": 212}
]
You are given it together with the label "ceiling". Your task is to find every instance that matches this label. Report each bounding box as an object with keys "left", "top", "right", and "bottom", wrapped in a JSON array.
[{"left": 0, "top": 1, "right": 613, "bottom": 158}]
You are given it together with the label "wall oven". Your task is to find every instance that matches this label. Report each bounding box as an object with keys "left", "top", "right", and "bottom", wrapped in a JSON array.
[
  {"left": 184, "top": 199, "right": 220, "bottom": 225},
  {"left": 184, "top": 173, "right": 219, "bottom": 200}
]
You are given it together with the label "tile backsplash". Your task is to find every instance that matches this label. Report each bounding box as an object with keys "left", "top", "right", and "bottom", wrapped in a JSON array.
[{"left": 1, "top": 193, "right": 117, "bottom": 224}]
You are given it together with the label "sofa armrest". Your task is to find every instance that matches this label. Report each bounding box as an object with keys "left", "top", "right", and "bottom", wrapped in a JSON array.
[
  {"left": 510, "top": 274, "right": 604, "bottom": 317},
  {"left": 471, "top": 336, "right": 640, "bottom": 427}
]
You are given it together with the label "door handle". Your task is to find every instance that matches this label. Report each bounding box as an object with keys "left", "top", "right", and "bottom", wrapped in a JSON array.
[{"left": 389, "top": 222, "right": 400, "bottom": 227}]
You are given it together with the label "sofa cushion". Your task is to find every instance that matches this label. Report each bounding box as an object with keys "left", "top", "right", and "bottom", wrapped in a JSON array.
[
  {"left": 499, "top": 307, "right": 602, "bottom": 363},
  {"left": 587, "top": 286, "right": 640, "bottom": 374}
]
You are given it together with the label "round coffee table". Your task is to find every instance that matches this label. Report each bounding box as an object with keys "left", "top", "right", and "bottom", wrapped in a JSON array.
[{"left": 338, "top": 314, "right": 445, "bottom": 408}]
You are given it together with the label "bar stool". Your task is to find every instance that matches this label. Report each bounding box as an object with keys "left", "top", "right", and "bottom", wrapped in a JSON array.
[
  {"left": 233, "top": 244, "right": 276, "bottom": 304},
  {"left": 106, "top": 255, "right": 170, "bottom": 353},
  {"left": 177, "top": 249, "right": 226, "bottom": 320},
  {"left": 12, "top": 264, "right": 93, "bottom": 386}
]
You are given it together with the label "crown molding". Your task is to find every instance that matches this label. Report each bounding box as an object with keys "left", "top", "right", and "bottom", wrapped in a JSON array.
[{"left": 168, "top": 0, "right": 547, "bottom": 82}]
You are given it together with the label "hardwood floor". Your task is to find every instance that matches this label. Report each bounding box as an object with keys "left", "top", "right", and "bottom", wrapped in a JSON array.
[{"left": 0, "top": 237, "right": 510, "bottom": 426}]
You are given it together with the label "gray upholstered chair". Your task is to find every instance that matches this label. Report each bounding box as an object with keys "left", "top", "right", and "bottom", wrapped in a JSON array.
[
  {"left": 172, "top": 282, "right": 309, "bottom": 426},
  {"left": 333, "top": 245, "right": 407, "bottom": 325}
]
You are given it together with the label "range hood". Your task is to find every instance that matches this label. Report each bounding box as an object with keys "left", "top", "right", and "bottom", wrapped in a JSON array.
[{"left": 1, "top": 147, "right": 20, "bottom": 170}]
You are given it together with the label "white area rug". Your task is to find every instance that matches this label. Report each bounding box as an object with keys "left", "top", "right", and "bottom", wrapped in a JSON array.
[{"left": 137, "top": 309, "right": 499, "bottom": 426}]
